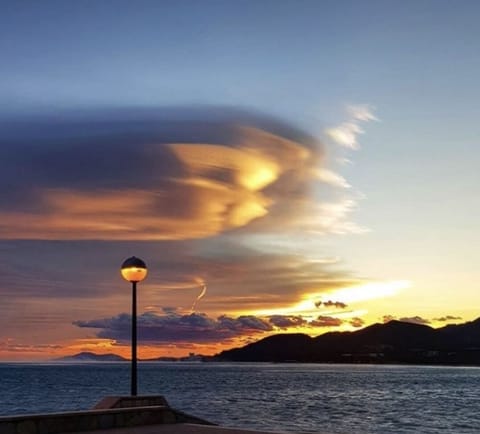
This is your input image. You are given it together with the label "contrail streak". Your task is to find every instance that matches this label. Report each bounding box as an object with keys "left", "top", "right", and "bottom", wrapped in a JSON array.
[{"left": 191, "top": 281, "right": 207, "bottom": 312}]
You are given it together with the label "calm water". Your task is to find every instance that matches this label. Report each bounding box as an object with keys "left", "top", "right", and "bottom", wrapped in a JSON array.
[{"left": 0, "top": 363, "right": 479, "bottom": 433}]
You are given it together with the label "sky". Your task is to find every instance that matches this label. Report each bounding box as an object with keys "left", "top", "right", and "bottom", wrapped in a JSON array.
[{"left": 1, "top": 0, "right": 479, "bottom": 361}]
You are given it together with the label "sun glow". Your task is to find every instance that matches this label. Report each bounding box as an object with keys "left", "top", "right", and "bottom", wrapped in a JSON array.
[
  {"left": 324, "top": 280, "right": 411, "bottom": 304},
  {"left": 243, "top": 280, "right": 410, "bottom": 319}
]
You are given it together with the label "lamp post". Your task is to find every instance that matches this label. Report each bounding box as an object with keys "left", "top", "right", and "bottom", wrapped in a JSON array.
[{"left": 121, "top": 256, "right": 148, "bottom": 396}]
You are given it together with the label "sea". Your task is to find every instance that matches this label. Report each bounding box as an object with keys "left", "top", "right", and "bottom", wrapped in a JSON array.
[{"left": 0, "top": 362, "right": 479, "bottom": 434}]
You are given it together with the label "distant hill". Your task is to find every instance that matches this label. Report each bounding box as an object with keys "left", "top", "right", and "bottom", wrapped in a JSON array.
[
  {"left": 54, "top": 352, "right": 206, "bottom": 363},
  {"left": 217, "top": 318, "right": 480, "bottom": 365},
  {"left": 54, "top": 352, "right": 127, "bottom": 362}
]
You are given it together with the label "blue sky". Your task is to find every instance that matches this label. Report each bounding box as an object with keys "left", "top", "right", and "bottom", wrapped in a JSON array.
[
  {"left": 4, "top": 1, "right": 477, "bottom": 115},
  {"left": 1, "top": 0, "right": 479, "bottom": 359}
]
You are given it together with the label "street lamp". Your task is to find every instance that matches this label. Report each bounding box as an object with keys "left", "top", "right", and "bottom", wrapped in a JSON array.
[{"left": 121, "top": 256, "right": 148, "bottom": 396}]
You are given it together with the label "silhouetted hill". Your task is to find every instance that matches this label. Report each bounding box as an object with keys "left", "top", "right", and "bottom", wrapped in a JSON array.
[
  {"left": 220, "top": 333, "right": 314, "bottom": 362},
  {"left": 54, "top": 352, "right": 127, "bottom": 362},
  {"left": 437, "top": 317, "right": 480, "bottom": 349},
  {"left": 217, "top": 319, "right": 480, "bottom": 365}
]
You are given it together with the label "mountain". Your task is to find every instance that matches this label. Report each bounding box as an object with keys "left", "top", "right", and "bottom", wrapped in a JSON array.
[
  {"left": 217, "top": 333, "right": 314, "bottom": 362},
  {"left": 217, "top": 318, "right": 480, "bottom": 365},
  {"left": 54, "top": 352, "right": 128, "bottom": 362}
]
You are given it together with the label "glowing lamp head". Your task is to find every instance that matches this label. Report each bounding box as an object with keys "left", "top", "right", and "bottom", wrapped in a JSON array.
[{"left": 121, "top": 256, "right": 148, "bottom": 283}]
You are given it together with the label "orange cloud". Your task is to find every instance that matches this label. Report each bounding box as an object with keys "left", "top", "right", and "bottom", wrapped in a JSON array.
[
  {"left": 0, "top": 123, "right": 322, "bottom": 240},
  {"left": 0, "top": 108, "right": 364, "bottom": 241}
]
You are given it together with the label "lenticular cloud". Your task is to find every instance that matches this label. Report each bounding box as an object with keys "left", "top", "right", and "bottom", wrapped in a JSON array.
[{"left": 0, "top": 106, "right": 356, "bottom": 241}]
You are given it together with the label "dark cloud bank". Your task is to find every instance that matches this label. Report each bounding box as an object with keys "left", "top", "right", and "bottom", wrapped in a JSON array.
[{"left": 73, "top": 311, "right": 368, "bottom": 345}]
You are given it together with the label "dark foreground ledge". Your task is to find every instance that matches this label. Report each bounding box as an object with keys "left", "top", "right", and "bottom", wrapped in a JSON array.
[{"left": 0, "top": 395, "right": 215, "bottom": 434}]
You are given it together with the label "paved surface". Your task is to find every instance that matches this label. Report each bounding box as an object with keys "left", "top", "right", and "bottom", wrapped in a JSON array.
[{"left": 69, "top": 423, "right": 287, "bottom": 434}]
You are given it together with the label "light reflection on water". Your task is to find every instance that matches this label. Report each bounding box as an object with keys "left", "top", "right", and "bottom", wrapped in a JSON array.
[{"left": 0, "top": 363, "right": 479, "bottom": 433}]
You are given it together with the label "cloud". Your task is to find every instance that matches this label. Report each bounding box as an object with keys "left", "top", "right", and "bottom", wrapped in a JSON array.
[
  {"left": 325, "top": 104, "right": 377, "bottom": 150},
  {"left": 326, "top": 122, "right": 363, "bottom": 149},
  {"left": 310, "top": 315, "right": 343, "bottom": 327},
  {"left": 347, "top": 104, "right": 378, "bottom": 122},
  {"left": 399, "top": 316, "right": 431, "bottom": 325},
  {"left": 315, "top": 169, "right": 351, "bottom": 189},
  {"left": 73, "top": 311, "right": 273, "bottom": 344},
  {"left": 433, "top": 315, "right": 462, "bottom": 322},
  {"left": 306, "top": 199, "right": 368, "bottom": 235},
  {"left": 268, "top": 315, "right": 307, "bottom": 329},
  {"left": 0, "top": 339, "right": 62, "bottom": 353},
  {"left": 218, "top": 315, "right": 273, "bottom": 332},
  {"left": 162, "top": 307, "right": 180, "bottom": 315},
  {"left": 172, "top": 239, "right": 358, "bottom": 313},
  {"left": 0, "top": 106, "right": 334, "bottom": 241},
  {"left": 349, "top": 317, "right": 365, "bottom": 328},
  {"left": 0, "top": 105, "right": 368, "bottom": 241},
  {"left": 315, "top": 300, "right": 348, "bottom": 309},
  {"left": 384, "top": 314, "right": 436, "bottom": 326},
  {"left": 73, "top": 309, "right": 360, "bottom": 345}
]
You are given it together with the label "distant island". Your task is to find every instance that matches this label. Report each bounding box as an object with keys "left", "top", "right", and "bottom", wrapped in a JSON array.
[
  {"left": 216, "top": 318, "right": 480, "bottom": 365},
  {"left": 54, "top": 352, "right": 128, "bottom": 362}
]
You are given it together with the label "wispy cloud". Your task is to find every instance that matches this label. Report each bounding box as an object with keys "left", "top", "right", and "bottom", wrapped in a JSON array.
[
  {"left": 326, "top": 104, "right": 378, "bottom": 150},
  {"left": 399, "top": 316, "right": 431, "bottom": 325},
  {"left": 312, "top": 103, "right": 378, "bottom": 237},
  {"left": 347, "top": 105, "right": 379, "bottom": 123},
  {"left": 0, "top": 338, "right": 62, "bottom": 353},
  {"left": 314, "top": 169, "right": 351, "bottom": 189},
  {"left": 382, "top": 315, "right": 431, "bottom": 325},
  {"left": 433, "top": 315, "right": 462, "bottom": 322},
  {"left": 384, "top": 315, "right": 462, "bottom": 325}
]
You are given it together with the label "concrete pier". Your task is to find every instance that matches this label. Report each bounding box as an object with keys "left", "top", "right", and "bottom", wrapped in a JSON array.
[{"left": 0, "top": 396, "right": 286, "bottom": 434}]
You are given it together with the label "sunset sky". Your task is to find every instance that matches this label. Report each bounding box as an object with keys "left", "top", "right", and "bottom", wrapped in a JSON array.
[{"left": 1, "top": 1, "right": 479, "bottom": 361}]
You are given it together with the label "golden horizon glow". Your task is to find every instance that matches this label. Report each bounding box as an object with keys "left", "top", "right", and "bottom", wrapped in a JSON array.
[
  {"left": 323, "top": 280, "right": 411, "bottom": 304},
  {"left": 242, "top": 280, "right": 410, "bottom": 318}
]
